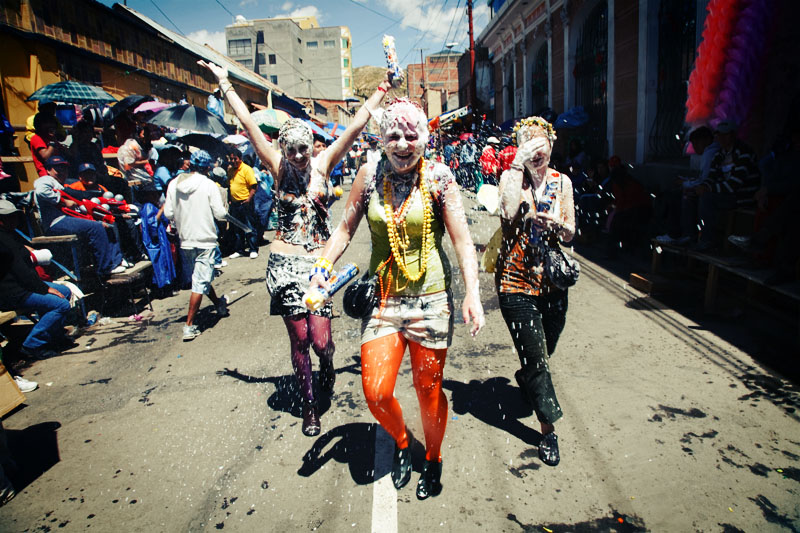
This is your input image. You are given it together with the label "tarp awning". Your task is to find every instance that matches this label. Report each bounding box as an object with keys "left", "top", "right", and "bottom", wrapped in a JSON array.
[{"left": 429, "top": 106, "right": 471, "bottom": 130}]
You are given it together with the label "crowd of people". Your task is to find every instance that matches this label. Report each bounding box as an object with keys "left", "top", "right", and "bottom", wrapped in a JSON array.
[{"left": 1, "top": 56, "right": 798, "bottom": 506}]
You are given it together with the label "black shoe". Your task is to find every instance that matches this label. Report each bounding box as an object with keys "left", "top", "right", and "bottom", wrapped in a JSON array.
[
  {"left": 19, "top": 345, "right": 59, "bottom": 360},
  {"left": 319, "top": 360, "right": 335, "bottom": 395},
  {"left": 538, "top": 432, "right": 560, "bottom": 466},
  {"left": 514, "top": 369, "right": 531, "bottom": 406},
  {"left": 301, "top": 402, "right": 320, "bottom": 437},
  {"left": 391, "top": 445, "right": 412, "bottom": 489},
  {"left": 54, "top": 338, "right": 79, "bottom": 351},
  {"left": 416, "top": 460, "right": 443, "bottom": 500}
]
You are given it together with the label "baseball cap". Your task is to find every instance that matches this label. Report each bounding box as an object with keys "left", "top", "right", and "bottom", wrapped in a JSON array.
[
  {"left": 0, "top": 199, "right": 22, "bottom": 215},
  {"left": 487, "top": 136, "right": 500, "bottom": 144},
  {"left": 78, "top": 162, "right": 96, "bottom": 174},
  {"left": 714, "top": 120, "right": 737, "bottom": 134},
  {"left": 190, "top": 150, "right": 214, "bottom": 169},
  {"left": 211, "top": 167, "right": 227, "bottom": 179},
  {"left": 45, "top": 155, "right": 69, "bottom": 168}
]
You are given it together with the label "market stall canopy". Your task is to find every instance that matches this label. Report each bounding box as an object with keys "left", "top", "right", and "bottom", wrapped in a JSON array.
[
  {"left": 325, "top": 122, "right": 344, "bottom": 138},
  {"left": 147, "top": 104, "right": 231, "bottom": 135},
  {"left": 27, "top": 80, "right": 117, "bottom": 106},
  {"left": 305, "top": 120, "right": 333, "bottom": 142}
]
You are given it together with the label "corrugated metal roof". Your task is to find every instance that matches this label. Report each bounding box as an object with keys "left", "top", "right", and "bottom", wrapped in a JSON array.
[{"left": 115, "top": 4, "right": 296, "bottom": 103}]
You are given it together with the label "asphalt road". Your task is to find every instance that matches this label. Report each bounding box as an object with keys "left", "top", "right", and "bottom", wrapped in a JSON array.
[{"left": 1, "top": 188, "right": 798, "bottom": 532}]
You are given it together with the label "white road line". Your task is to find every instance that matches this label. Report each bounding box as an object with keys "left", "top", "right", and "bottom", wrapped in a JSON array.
[{"left": 371, "top": 425, "right": 398, "bottom": 533}]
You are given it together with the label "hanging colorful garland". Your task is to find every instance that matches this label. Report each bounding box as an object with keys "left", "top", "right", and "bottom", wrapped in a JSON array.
[{"left": 685, "top": 0, "right": 741, "bottom": 125}]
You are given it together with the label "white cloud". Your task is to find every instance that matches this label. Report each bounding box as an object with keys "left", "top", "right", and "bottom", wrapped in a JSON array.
[
  {"left": 277, "top": 5, "right": 322, "bottom": 21},
  {"left": 240, "top": 0, "right": 258, "bottom": 6},
  {"left": 379, "top": 1, "right": 489, "bottom": 51},
  {"left": 187, "top": 29, "right": 227, "bottom": 55},
  {"left": 281, "top": 1, "right": 293, "bottom": 10}
]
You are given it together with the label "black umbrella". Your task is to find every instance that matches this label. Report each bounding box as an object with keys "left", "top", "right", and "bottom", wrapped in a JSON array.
[
  {"left": 147, "top": 105, "right": 230, "bottom": 135},
  {"left": 176, "top": 133, "right": 226, "bottom": 156},
  {"left": 104, "top": 94, "right": 152, "bottom": 126}
]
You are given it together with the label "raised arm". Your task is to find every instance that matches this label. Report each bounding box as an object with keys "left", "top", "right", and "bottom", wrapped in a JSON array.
[
  {"left": 440, "top": 175, "right": 484, "bottom": 337},
  {"left": 557, "top": 175, "right": 576, "bottom": 243},
  {"left": 198, "top": 60, "right": 282, "bottom": 178},
  {"left": 316, "top": 71, "right": 392, "bottom": 177}
]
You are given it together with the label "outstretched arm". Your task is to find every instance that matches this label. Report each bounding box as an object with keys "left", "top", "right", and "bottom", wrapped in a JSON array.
[
  {"left": 198, "top": 60, "right": 282, "bottom": 178},
  {"left": 317, "top": 71, "right": 392, "bottom": 177}
]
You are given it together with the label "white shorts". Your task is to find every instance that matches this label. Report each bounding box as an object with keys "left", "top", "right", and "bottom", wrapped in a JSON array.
[
  {"left": 181, "top": 247, "right": 216, "bottom": 295},
  {"left": 361, "top": 290, "right": 454, "bottom": 349}
]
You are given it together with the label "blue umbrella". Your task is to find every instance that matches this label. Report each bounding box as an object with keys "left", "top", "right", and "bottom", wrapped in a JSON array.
[{"left": 27, "top": 80, "right": 117, "bottom": 105}]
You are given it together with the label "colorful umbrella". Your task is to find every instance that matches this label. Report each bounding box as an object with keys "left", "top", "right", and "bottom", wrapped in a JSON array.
[
  {"left": 251, "top": 108, "right": 291, "bottom": 133},
  {"left": 27, "top": 80, "right": 117, "bottom": 105},
  {"left": 147, "top": 104, "right": 230, "bottom": 135},
  {"left": 134, "top": 101, "right": 171, "bottom": 114}
]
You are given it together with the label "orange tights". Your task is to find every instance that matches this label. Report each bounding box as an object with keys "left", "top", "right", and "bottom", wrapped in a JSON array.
[{"left": 361, "top": 333, "right": 448, "bottom": 462}]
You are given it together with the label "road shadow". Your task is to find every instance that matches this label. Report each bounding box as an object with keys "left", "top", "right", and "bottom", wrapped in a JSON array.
[
  {"left": 443, "top": 377, "right": 543, "bottom": 447},
  {"left": 296, "top": 422, "right": 427, "bottom": 485},
  {"left": 4, "top": 421, "right": 61, "bottom": 492},
  {"left": 216, "top": 357, "right": 361, "bottom": 418}
]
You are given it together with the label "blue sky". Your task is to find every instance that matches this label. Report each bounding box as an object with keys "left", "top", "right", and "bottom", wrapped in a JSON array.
[{"left": 97, "top": 0, "right": 489, "bottom": 68}]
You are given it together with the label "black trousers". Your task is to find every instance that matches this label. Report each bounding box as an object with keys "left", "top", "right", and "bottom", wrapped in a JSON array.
[{"left": 498, "top": 289, "right": 568, "bottom": 425}]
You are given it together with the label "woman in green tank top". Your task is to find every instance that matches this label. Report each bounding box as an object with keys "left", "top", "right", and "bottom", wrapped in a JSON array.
[{"left": 308, "top": 98, "right": 484, "bottom": 500}]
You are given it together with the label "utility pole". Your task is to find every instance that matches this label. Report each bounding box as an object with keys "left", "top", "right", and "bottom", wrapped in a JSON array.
[
  {"left": 415, "top": 48, "right": 429, "bottom": 117},
  {"left": 467, "top": 0, "right": 476, "bottom": 112}
]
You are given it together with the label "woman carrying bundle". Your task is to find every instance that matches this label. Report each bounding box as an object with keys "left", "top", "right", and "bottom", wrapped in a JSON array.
[
  {"left": 199, "top": 59, "right": 392, "bottom": 437},
  {"left": 308, "top": 98, "right": 484, "bottom": 499}
]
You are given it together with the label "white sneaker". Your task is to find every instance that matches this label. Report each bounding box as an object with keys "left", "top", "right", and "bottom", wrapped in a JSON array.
[
  {"left": 110, "top": 265, "right": 126, "bottom": 274},
  {"left": 121, "top": 259, "right": 133, "bottom": 268},
  {"left": 228, "top": 252, "right": 242, "bottom": 259},
  {"left": 249, "top": 251, "right": 259, "bottom": 259},
  {"left": 654, "top": 234, "right": 675, "bottom": 244},
  {"left": 214, "top": 260, "right": 228, "bottom": 269},
  {"left": 182, "top": 325, "right": 200, "bottom": 341},
  {"left": 13, "top": 375, "right": 37, "bottom": 393},
  {"left": 216, "top": 296, "right": 229, "bottom": 317}
]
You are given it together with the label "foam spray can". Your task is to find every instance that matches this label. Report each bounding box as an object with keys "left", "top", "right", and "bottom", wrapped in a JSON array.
[
  {"left": 382, "top": 35, "right": 405, "bottom": 88},
  {"left": 304, "top": 263, "right": 360, "bottom": 311}
]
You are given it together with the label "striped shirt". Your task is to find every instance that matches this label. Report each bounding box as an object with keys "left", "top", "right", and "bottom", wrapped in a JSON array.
[{"left": 703, "top": 140, "right": 760, "bottom": 205}]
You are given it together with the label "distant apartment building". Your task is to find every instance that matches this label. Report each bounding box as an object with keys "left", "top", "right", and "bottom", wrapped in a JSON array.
[
  {"left": 406, "top": 50, "right": 461, "bottom": 114},
  {"left": 225, "top": 15, "right": 353, "bottom": 101}
]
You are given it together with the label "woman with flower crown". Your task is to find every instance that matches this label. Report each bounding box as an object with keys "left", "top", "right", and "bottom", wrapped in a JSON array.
[
  {"left": 496, "top": 116, "right": 575, "bottom": 467},
  {"left": 308, "top": 98, "right": 484, "bottom": 500},
  {"left": 199, "top": 59, "right": 392, "bottom": 437}
]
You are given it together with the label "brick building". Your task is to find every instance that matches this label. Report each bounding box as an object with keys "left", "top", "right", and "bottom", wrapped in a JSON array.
[{"left": 406, "top": 50, "right": 461, "bottom": 116}]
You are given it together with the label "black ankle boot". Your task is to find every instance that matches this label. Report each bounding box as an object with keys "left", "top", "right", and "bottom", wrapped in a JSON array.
[
  {"left": 416, "top": 460, "right": 442, "bottom": 500},
  {"left": 302, "top": 402, "right": 320, "bottom": 437},
  {"left": 319, "top": 360, "right": 335, "bottom": 395},
  {"left": 538, "top": 432, "right": 560, "bottom": 466},
  {"left": 391, "top": 445, "right": 411, "bottom": 489}
]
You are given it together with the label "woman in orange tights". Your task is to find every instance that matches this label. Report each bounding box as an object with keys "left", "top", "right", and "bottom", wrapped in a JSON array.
[{"left": 308, "top": 98, "right": 484, "bottom": 499}]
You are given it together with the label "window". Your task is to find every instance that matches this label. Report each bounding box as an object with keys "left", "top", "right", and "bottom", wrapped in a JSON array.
[
  {"left": 574, "top": 1, "right": 608, "bottom": 153},
  {"left": 228, "top": 38, "right": 252, "bottom": 56},
  {"left": 343, "top": 57, "right": 349, "bottom": 68},
  {"left": 239, "top": 59, "right": 253, "bottom": 69},
  {"left": 299, "top": 57, "right": 303, "bottom": 64},
  {"left": 341, "top": 38, "right": 349, "bottom": 49},
  {"left": 268, "top": 54, "right": 276, "bottom": 65},
  {"left": 270, "top": 75, "right": 278, "bottom": 84},
  {"left": 324, "top": 40, "right": 336, "bottom": 48},
  {"left": 306, "top": 41, "right": 318, "bottom": 49},
  {"left": 531, "top": 43, "right": 548, "bottom": 114},
  {"left": 344, "top": 77, "right": 351, "bottom": 88}
]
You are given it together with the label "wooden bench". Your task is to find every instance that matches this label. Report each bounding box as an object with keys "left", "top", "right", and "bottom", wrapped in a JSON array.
[
  {"left": 103, "top": 260, "right": 154, "bottom": 316},
  {"left": 650, "top": 239, "right": 800, "bottom": 340}
]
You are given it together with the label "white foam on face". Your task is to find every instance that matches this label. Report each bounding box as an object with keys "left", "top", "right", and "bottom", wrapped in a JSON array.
[
  {"left": 380, "top": 100, "right": 429, "bottom": 174},
  {"left": 278, "top": 118, "right": 314, "bottom": 171}
]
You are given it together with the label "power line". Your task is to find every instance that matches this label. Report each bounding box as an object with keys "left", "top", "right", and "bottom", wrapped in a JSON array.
[
  {"left": 149, "top": 0, "right": 184, "bottom": 35},
  {"left": 352, "top": 20, "right": 401, "bottom": 51},
  {"left": 212, "top": 0, "right": 235, "bottom": 18},
  {"left": 400, "top": 0, "right": 450, "bottom": 64}
]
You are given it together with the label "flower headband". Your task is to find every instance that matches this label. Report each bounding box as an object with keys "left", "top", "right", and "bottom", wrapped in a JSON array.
[{"left": 512, "top": 116, "right": 557, "bottom": 145}]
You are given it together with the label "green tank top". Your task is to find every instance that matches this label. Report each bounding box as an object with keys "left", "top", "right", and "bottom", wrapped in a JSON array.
[{"left": 366, "top": 176, "right": 451, "bottom": 296}]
